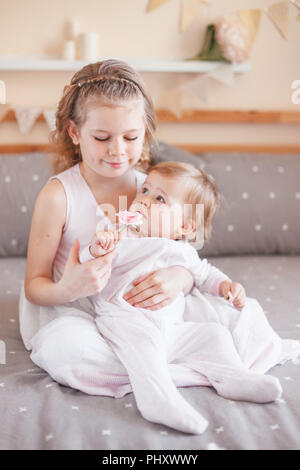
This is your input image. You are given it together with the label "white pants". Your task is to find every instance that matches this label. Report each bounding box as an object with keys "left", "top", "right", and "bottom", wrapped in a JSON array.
[{"left": 30, "top": 290, "right": 291, "bottom": 433}]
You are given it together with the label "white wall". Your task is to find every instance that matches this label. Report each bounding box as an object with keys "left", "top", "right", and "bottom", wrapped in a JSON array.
[{"left": 0, "top": 0, "right": 299, "bottom": 146}]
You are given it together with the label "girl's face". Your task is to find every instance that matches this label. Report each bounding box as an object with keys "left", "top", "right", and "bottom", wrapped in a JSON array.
[
  {"left": 68, "top": 99, "right": 146, "bottom": 178},
  {"left": 130, "top": 172, "right": 194, "bottom": 240}
]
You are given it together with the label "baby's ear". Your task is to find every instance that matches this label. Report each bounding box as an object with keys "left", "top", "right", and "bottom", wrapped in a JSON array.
[{"left": 180, "top": 218, "right": 195, "bottom": 237}]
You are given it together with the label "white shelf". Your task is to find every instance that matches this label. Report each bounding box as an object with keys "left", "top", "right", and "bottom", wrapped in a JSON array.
[{"left": 0, "top": 56, "right": 251, "bottom": 73}]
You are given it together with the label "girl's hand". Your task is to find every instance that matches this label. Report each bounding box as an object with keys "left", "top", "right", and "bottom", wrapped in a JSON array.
[
  {"left": 90, "top": 229, "right": 121, "bottom": 257},
  {"left": 123, "top": 266, "right": 194, "bottom": 311},
  {"left": 219, "top": 280, "right": 246, "bottom": 310},
  {"left": 58, "top": 239, "right": 117, "bottom": 302}
]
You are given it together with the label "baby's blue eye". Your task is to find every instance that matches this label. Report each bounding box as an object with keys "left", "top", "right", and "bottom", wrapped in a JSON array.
[
  {"left": 156, "top": 195, "right": 165, "bottom": 203},
  {"left": 142, "top": 187, "right": 149, "bottom": 194}
]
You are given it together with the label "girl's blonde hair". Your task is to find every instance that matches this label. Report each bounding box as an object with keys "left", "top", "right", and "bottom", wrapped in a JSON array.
[
  {"left": 50, "top": 59, "right": 157, "bottom": 174},
  {"left": 148, "top": 161, "right": 220, "bottom": 241}
]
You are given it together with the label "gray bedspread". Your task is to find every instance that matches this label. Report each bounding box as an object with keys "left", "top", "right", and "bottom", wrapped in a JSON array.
[{"left": 0, "top": 255, "right": 299, "bottom": 450}]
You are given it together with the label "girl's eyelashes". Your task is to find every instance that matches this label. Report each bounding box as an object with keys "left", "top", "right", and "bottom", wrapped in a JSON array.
[
  {"left": 94, "top": 136, "right": 138, "bottom": 142},
  {"left": 94, "top": 137, "right": 109, "bottom": 141}
]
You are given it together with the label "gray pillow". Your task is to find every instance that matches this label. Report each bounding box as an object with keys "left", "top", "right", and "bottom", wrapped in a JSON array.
[
  {"left": 1, "top": 146, "right": 300, "bottom": 258},
  {"left": 150, "top": 140, "right": 204, "bottom": 167},
  {"left": 151, "top": 145, "right": 300, "bottom": 256},
  {"left": 198, "top": 152, "right": 300, "bottom": 256},
  {"left": 0, "top": 152, "right": 53, "bottom": 257}
]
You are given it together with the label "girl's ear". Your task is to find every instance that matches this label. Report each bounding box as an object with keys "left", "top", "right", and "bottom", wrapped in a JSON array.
[{"left": 67, "top": 120, "right": 80, "bottom": 145}]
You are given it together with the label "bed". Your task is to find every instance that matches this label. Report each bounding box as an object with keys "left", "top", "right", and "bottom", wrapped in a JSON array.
[{"left": 0, "top": 127, "right": 300, "bottom": 450}]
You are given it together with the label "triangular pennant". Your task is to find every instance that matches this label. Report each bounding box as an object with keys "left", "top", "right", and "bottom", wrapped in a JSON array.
[
  {"left": 43, "top": 109, "right": 56, "bottom": 131},
  {"left": 158, "top": 86, "right": 183, "bottom": 118},
  {"left": 0, "top": 104, "right": 9, "bottom": 121},
  {"left": 180, "top": 0, "right": 206, "bottom": 32},
  {"left": 289, "top": 0, "right": 300, "bottom": 10},
  {"left": 151, "top": 76, "right": 179, "bottom": 106},
  {"left": 13, "top": 106, "right": 41, "bottom": 134},
  {"left": 208, "top": 64, "right": 235, "bottom": 88},
  {"left": 266, "top": 1, "right": 290, "bottom": 39},
  {"left": 146, "top": 0, "right": 170, "bottom": 13},
  {"left": 237, "top": 9, "right": 262, "bottom": 45},
  {"left": 183, "top": 74, "right": 210, "bottom": 104},
  {"left": 0, "top": 80, "right": 6, "bottom": 104}
]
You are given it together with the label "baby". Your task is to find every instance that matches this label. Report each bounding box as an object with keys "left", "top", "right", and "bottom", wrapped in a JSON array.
[{"left": 79, "top": 161, "right": 282, "bottom": 434}]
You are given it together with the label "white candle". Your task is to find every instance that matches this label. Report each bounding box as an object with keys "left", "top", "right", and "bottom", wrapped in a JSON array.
[
  {"left": 0, "top": 80, "right": 6, "bottom": 104},
  {"left": 62, "top": 40, "right": 76, "bottom": 61},
  {"left": 69, "top": 18, "right": 80, "bottom": 39},
  {"left": 78, "top": 32, "right": 100, "bottom": 61}
]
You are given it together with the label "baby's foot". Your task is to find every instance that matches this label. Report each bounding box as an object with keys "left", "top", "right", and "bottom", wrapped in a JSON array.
[
  {"left": 140, "top": 390, "right": 208, "bottom": 435},
  {"left": 210, "top": 371, "right": 282, "bottom": 404}
]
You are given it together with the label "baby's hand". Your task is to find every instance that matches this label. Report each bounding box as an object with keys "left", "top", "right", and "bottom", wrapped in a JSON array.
[
  {"left": 90, "top": 229, "right": 121, "bottom": 258},
  {"left": 219, "top": 280, "right": 246, "bottom": 310}
]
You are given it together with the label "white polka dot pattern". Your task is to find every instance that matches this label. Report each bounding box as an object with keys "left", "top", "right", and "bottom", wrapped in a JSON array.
[
  {"left": 195, "top": 152, "right": 300, "bottom": 257},
  {"left": 0, "top": 152, "right": 53, "bottom": 256}
]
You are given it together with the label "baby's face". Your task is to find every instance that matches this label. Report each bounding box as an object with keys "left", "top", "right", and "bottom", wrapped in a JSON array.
[{"left": 130, "top": 172, "right": 191, "bottom": 239}]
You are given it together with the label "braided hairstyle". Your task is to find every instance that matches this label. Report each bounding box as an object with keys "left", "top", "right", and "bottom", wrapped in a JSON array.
[{"left": 50, "top": 59, "right": 157, "bottom": 174}]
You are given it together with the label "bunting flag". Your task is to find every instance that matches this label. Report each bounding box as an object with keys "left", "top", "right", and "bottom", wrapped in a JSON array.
[
  {"left": 237, "top": 9, "right": 262, "bottom": 45},
  {"left": 289, "top": 0, "right": 300, "bottom": 10},
  {"left": 159, "top": 85, "right": 183, "bottom": 118},
  {"left": 13, "top": 106, "right": 41, "bottom": 135},
  {"left": 208, "top": 63, "right": 235, "bottom": 88},
  {"left": 180, "top": 0, "right": 206, "bottom": 32},
  {"left": 183, "top": 74, "right": 210, "bottom": 104},
  {"left": 146, "top": 0, "right": 170, "bottom": 13},
  {"left": 43, "top": 109, "right": 56, "bottom": 131},
  {"left": 266, "top": 0, "right": 290, "bottom": 39},
  {"left": 0, "top": 103, "right": 9, "bottom": 121}
]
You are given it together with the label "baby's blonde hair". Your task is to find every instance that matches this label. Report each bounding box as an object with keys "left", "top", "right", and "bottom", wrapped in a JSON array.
[
  {"left": 50, "top": 59, "right": 157, "bottom": 174},
  {"left": 148, "top": 161, "right": 220, "bottom": 241}
]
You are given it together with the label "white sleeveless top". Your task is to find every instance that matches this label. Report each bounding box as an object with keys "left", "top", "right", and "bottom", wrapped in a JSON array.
[
  {"left": 50, "top": 163, "right": 146, "bottom": 280},
  {"left": 19, "top": 163, "right": 147, "bottom": 350}
]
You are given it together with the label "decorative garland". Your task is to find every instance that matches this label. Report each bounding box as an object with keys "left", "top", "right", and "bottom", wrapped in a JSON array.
[
  {"left": 0, "top": 107, "right": 56, "bottom": 135},
  {"left": 0, "top": 1, "right": 299, "bottom": 131},
  {"left": 146, "top": 0, "right": 300, "bottom": 39}
]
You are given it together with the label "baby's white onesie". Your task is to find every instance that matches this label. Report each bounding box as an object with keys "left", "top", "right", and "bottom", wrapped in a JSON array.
[{"left": 80, "top": 237, "right": 283, "bottom": 434}]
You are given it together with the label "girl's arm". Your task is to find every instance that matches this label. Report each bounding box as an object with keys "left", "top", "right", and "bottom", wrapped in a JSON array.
[
  {"left": 25, "top": 179, "right": 115, "bottom": 306},
  {"left": 24, "top": 179, "right": 68, "bottom": 305}
]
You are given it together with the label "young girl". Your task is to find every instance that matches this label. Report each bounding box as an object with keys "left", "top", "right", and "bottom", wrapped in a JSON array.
[
  {"left": 19, "top": 59, "right": 299, "bottom": 426},
  {"left": 76, "top": 161, "right": 285, "bottom": 434},
  {"left": 19, "top": 59, "right": 195, "bottom": 388}
]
